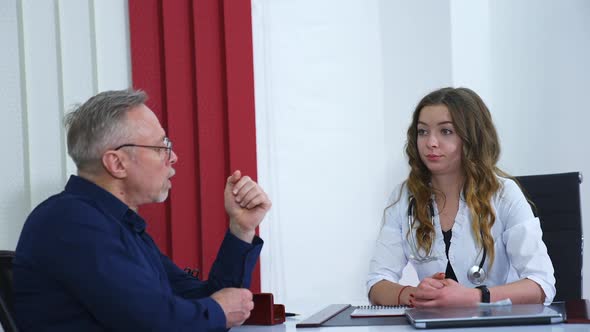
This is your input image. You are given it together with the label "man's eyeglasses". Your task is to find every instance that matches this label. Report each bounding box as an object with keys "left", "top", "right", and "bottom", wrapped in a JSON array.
[{"left": 114, "top": 137, "right": 173, "bottom": 162}]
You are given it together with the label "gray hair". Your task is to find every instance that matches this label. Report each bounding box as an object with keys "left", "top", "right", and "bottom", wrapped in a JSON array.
[{"left": 65, "top": 89, "right": 147, "bottom": 172}]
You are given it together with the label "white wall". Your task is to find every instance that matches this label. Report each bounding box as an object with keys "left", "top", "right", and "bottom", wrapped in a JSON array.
[
  {"left": 0, "top": 0, "right": 29, "bottom": 254},
  {"left": 0, "top": 0, "right": 130, "bottom": 250},
  {"left": 252, "top": 0, "right": 389, "bottom": 306},
  {"left": 253, "top": 0, "right": 590, "bottom": 309}
]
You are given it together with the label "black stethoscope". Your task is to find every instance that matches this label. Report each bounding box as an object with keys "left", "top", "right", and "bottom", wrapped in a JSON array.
[{"left": 407, "top": 196, "right": 487, "bottom": 285}]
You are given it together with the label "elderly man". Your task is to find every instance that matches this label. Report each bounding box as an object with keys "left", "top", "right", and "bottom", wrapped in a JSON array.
[{"left": 13, "top": 89, "right": 271, "bottom": 331}]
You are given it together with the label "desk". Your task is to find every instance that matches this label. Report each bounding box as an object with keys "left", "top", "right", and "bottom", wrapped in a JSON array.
[
  {"left": 234, "top": 304, "right": 590, "bottom": 332},
  {"left": 235, "top": 319, "right": 590, "bottom": 332}
]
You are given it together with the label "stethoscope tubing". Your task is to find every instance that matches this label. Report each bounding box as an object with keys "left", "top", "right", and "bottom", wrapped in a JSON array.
[{"left": 407, "top": 196, "right": 487, "bottom": 284}]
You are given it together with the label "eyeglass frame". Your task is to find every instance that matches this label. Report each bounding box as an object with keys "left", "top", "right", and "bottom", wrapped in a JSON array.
[{"left": 114, "top": 137, "right": 173, "bottom": 162}]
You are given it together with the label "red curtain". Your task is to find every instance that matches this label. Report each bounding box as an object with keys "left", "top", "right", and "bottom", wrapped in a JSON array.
[{"left": 128, "top": 0, "right": 260, "bottom": 292}]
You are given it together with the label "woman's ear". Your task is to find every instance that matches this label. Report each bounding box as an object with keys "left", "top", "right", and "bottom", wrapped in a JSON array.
[{"left": 102, "top": 151, "right": 127, "bottom": 179}]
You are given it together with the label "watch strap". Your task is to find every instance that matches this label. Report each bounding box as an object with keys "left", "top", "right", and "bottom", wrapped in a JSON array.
[{"left": 476, "top": 285, "right": 490, "bottom": 303}]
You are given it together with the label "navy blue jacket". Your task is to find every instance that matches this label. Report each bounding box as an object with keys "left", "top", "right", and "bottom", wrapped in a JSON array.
[{"left": 13, "top": 175, "right": 263, "bottom": 331}]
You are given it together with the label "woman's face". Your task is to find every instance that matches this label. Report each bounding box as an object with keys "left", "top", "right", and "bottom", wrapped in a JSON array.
[{"left": 416, "top": 105, "right": 463, "bottom": 177}]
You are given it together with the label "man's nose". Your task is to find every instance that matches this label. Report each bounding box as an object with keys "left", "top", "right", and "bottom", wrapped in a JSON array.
[{"left": 169, "top": 150, "right": 179, "bottom": 165}]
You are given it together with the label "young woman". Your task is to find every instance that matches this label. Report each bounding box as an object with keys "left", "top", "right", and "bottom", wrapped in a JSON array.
[{"left": 367, "top": 87, "right": 554, "bottom": 308}]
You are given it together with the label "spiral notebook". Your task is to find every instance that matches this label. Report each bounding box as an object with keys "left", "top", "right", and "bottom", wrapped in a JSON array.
[{"left": 350, "top": 305, "right": 409, "bottom": 318}]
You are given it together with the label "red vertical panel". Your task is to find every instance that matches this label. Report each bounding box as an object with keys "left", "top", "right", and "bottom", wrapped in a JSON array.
[
  {"left": 192, "top": 0, "right": 230, "bottom": 278},
  {"left": 222, "top": 0, "right": 260, "bottom": 293},
  {"left": 223, "top": 0, "right": 258, "bottom": 177},
  {"left": 161, "top": 0, "right": 201, "bottom": 270},
  {"left": 128, "top": 0, "right": 171, "bottom": 255},
  {"left": 129, "top": 0, "right": 261, "bottom": 290}
]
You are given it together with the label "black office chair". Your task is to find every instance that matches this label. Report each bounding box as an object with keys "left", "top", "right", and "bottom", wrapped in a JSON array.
[
  {"left": 0, "top": 250, "right": 18, "bottom": 332},
  {"left": 515, "top": 172, "right": 583, "bottom": 301}
]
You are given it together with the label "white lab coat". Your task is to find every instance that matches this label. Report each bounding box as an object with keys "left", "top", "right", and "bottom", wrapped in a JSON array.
[{"left": 367, "top": 176, "right": 556, "bottom": 303}]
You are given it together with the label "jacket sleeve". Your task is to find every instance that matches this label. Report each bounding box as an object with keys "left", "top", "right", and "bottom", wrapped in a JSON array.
[{"left": 162, "top": 231, "right": 264, "bottom": 299}]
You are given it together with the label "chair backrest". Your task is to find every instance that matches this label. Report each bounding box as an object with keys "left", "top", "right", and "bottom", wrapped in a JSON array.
[
  {"left": 0, "top": 250, "right": 18, "bottom": 332},
  {"left": 515, "top": 172, "right": 583, "bottom": 301}
]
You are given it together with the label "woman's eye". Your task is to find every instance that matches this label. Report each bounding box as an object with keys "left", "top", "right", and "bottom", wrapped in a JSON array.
[
  {"left": 441, "top": 128, "right": 453, "bottom": 135},
  {"left": 417, "top": 128, "right": 428, "bottom": 136}
]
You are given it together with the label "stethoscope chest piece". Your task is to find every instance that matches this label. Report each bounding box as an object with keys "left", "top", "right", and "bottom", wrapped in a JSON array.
[{"left": 467, "top": 265, "right": 486, "bottom": 285}]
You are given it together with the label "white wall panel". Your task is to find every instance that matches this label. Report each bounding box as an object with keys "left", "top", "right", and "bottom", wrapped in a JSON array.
[
  {"left": 0, "top": 0, "right": 29, "bottom": 250},
  {"left": 57, "top": 0, "right": 96, "bottom": 177},
  {"left": 21, "top": 0, "right": 66, "bottom": 208},
  {"left": 93, "top": 0, "right": 131, "bottom": 91},
  {"left": 0, "top": 0, "right": 130, "bottom": 250}
]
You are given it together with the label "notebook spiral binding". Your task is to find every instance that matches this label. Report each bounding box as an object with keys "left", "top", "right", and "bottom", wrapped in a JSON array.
[{"left": 355, "top": 305, "right": 408, "bottom": 309}]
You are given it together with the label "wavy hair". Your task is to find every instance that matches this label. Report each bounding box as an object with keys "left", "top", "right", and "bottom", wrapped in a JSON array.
[{"left": 405, "top": 87, "right": 509, "bottom": 268}]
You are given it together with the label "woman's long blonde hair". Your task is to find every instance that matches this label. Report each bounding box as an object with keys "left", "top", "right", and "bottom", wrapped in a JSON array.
[{"left": 405, "top": 87, "right": 509, "bottom": 268}]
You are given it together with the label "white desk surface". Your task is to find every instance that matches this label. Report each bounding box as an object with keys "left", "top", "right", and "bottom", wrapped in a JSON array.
[
  {"left": 235, "top": 318, "right": 590, "bottom": 332},
  {"left": 234, "top": 303, "right": 590, "bottom": 332}
]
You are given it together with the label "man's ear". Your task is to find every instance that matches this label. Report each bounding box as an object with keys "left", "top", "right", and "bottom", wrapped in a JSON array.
[{"left": 102, "top": 151, "right": 128, "bottom": 179}]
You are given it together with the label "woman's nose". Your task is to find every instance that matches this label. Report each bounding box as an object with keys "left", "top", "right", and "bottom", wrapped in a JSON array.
[{"left": 427, "top": 134, "right": 439, "bottom": 148}]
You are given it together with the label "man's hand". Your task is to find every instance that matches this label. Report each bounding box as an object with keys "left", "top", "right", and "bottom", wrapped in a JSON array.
[
  {"left": 224, "top": 170, "right": 272, "bottom": 243},
  {"left": 210, "top": 288, "right": 254, "bottom": 328}
]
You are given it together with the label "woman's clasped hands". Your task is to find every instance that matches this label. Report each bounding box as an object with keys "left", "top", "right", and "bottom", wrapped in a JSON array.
[{"left": 410, "top": 273, "right": 480, "bottom": 308}]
